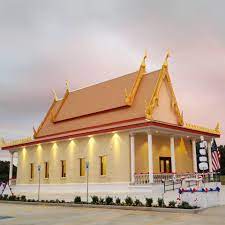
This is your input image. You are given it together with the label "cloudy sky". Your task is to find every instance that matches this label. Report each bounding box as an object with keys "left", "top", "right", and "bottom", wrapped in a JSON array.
[{"left": 0, "top": 0, "right": 225, "bottom": 160}]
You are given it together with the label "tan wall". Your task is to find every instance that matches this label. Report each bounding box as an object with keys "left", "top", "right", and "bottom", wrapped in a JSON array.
[
  {"left": 16, "top": 132, "right": 130, "bottom": 184},
  {"left": 175, "top": 138, "right": 193, "bottom": 173},
  {"left": 134, "top": 134, "right": 194, "bottom": 174},
  {"left": 152, "top": 80, "right": 178, "bottom": 125}
]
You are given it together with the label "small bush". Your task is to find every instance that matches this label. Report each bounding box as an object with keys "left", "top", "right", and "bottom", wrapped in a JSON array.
[
  {"left": 3, "top": 194, "right": 8, "bottom": 200},
  {"left": 91, "top": 195, "right": 99, "bottom": 204},
  {"left": 16, "top": 196, "right": 20, "bottom": 201},
  {"left": 105, "top": 196, "right": 113, "bottom": 205},
  {"left": 99, "top": 197, "right": 105, "bottom": 205},
  {"left": 157, "top": 198, "right": 165, "bottom": 207},
  {"left": 178, "top": 201, "right": 193, "bottom": 209},
  {"left": 61, "top": 200, "right": 65, "bottom": 203},
  {"left": 145, "top": 198, "right": 153, "bottom": 207},
  {"left": 124, "top": 196, "right": 133, "bottom": 206},
  {"left": 21, "top": 195, "right": 26, "bottom": 202},
  {"left": 134, "top": 199, "right": 143, "bottom": 206},
  {"left": 168, "top": 201, "right": 176, "bottom": 208},
  {"left": 8, "top": 195, "right": 16, "bottom": 201},
  {"left": 115, "top": 197, "right": 121, "bottom": 205},
  {"left": 55, "top": 199, "right": 60, "bottom": 203},
  {"left": 74, "top": 196, "right": 81, "bottom": 204},
  {"left": 49, "top": 200, "right": 55, "bottom": 203}
]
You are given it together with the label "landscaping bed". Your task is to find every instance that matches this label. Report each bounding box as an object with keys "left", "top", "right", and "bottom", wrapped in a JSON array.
[{"left": 0, "top": 194, "right": 203, "bottom": 214}]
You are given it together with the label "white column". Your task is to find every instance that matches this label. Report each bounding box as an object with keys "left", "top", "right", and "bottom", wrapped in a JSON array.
[
  {"left": 192, "top": 139, "right": 198, "bottom": 173},
  {"left": 130, "top": 134, "right": 135, "bottom": 184},
  {"left": 147, "top": 132, "right": 154, "bottom": 183},
  {"left": 207, "top": 140, "right": 213, "bottom": 173},
  {"left": 9, "top": 151, "right": 14, "bottom": 185},
  {"left": 170, "top": 136, "right": 176, "bottom": 174}
]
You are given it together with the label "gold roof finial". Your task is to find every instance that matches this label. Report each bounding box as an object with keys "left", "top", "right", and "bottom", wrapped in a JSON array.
[
  {"left": 163, "top": 49, "right": 170, "bottom": 67},
  {"left": 141, "top": 50, "right": 147, "bottom": 70},
  {"left": 66, "top": 80, "right": 70, "bottom": 92},
  {"left": 33, "top": 126, "right": 37, "bottom": 137},
  {"left": 215, "top": 122, "right": 220, "bottom": 132},
  {"left": 52, "top": 89, "right": 58, "bottom": 101}
]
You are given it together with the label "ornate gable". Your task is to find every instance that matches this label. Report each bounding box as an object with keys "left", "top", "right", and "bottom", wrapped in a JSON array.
[{"left": 145, "top": 52, "right": 184, "bottom": 126}]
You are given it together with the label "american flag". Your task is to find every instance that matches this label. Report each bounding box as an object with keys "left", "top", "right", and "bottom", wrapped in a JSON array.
[{"left": 211, "top": 139, "right": 221, "bottom": 171}]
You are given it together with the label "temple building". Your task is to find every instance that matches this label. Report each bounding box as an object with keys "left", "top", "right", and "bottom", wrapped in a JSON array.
[{"left": 1, "top": 53, "right": 221, "bottom": 195}]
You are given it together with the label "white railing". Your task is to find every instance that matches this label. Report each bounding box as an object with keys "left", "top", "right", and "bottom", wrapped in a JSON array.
[
  {"left": 134, "top": 173, "right": 149, "bottom": 185},
  {"left": 134, "top": 173, "right": 198, "bottom": 185},
  {"left": 9, "top": 178, "right": 16, "bottom": 186},
  {"left": 154, "top": 173, "right": 198, "bottom": 184},
  {"left": 153, "top": 173, "right": 174, "bottom": 184}
]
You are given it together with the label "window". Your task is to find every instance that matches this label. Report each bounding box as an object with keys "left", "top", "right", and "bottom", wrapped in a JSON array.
[
  {"left": 100, "top": 156, "right": 107, "bottom": 176},
  {"left": 61, "top": 160, "right": 66, "bottom": 178},
  {"left": 44, "top": 162, "right": 49, "bottom": 179},
  {"left": 80, "top": 158, "right": 85, "bottom": 176},
  {"left": 30, "top": 163, "right": 34, "bottom": 179}
]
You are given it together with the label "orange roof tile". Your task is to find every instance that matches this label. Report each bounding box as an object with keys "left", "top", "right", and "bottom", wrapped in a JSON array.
[{"left": 35, "top": 70, "right": 160, "bottom": 138}]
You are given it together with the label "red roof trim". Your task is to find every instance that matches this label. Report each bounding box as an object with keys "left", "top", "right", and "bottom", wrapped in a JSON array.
[
  {"left": 2, "top": 120, "right": 220, "bottom": 150},
  {"left": 37, "top": 117, "right": 146, "bottom": 139}
]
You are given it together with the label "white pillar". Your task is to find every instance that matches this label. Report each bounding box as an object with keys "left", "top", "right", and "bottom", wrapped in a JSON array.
[
  {"left": 192, "top": 139, "right": 198, "bottom": 173},
  {"left": 170, "top": 136, "right": 176, "bottom": 174},
  {"left": 9, "top": 151, "right": 14, "bottom": 185},
  {"left": 130, "top": 134, "right": 135, "bottom": 183},
  {"left": 147, "top": 132, "right": 154, "bottom": 183},
  {"left": 207, "top": 140, "right": 213, "bottom": 173}
]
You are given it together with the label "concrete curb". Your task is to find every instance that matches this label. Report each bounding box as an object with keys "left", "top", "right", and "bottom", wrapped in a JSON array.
[{"left": 0, "top": 200, "right": 205, "bottom": 214}]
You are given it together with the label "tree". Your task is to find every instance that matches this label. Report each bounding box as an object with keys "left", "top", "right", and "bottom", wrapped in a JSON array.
[{"left": 0, "top": 161, "right": 17, "bottom": 182}]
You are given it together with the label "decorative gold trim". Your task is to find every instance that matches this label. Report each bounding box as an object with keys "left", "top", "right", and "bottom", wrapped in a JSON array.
[
  {"left": 33, "top": 126, "right": 37, "bottom": 137},
  {"left": 125, "top": 52, "right": 147, "bottom": 106},
  {"left": 215, "top": 122, "right": 220, "bottom": 133},
  {"left": 52, "top": 89, "right": 69, "bottom": 122},
  {"left": 66, "top": 80, "right": 70, "bottom": 92},
  {"left": 145, "top": 51, "right": 184, "bottom": 126},
  {"left": 34, "top": 99, "right": 57, "bottom": 138},
  {"left": 185, "top": 123, "right": 220, "bottom": 135},
  {"left": 52, "top": 89, "right": 58, "bottom": 101},
  {"left": 1, "top": 137, "right": 33, "bottom": 148},
  {"left": 163, "top": 49, "right": 170, "bottom": 68}
]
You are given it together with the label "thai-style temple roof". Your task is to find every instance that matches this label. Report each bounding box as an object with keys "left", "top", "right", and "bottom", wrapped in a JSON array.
[{"left": 1, "top": 53, "right": 220, "bottom": 150}]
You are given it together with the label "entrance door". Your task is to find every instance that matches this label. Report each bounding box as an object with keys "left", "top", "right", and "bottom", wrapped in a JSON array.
[{"left": 159, "top": 157, "right": 172, "bottom": 173}]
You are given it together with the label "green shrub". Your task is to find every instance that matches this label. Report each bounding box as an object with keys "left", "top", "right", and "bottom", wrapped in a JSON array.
[
  {"left": 3, "top": 194, "right": 8, "bottom": 200},
  {"left": 105, "top": 196, "right": 113, "bottom": 205},
  {"left": 178, "top": 201, "right": 193, "bottom": 209},
  {"left": 61, "top": 200, "right": 65, "bottom": 203},
  {"left": 16, "top": 196, "right": 20, "bottom": 201},
  {"left": 74, "top": 196, "right": 81, "bottom": 204},
  {"left": 91, "top": 195, "right": 99, "bottom": 204},
  {"left": 99, "top": 197, "right": 105, "bottom": 205},
  {"left": 8, "top": 195, "right": 16, "bottom": 201},
  {"left": 157, "top": 198, "right": 165, "bottom": 207},
  {"left": 168, "top": 201, "right": 176, "bottom": 208},
  {"left": 145, "top": 198, "right": 153, "bottom": 207},
  {"left": 125, "top": 196, "right": 133, "bottom": 206},
  {"left": 115, "top": 197, "right": 121, "bottom": 205},
  {"left": 0, "top": 195, "right": 3, "bottom": 200},
  {"left": 21, "top": 195, "right": 26, "bottom": 202},
  {"left": 55, "top": 199, "right": 60, "bottom": 203},
  {"left": 134, "top": 199, "right": 143, "bottom": 206}
]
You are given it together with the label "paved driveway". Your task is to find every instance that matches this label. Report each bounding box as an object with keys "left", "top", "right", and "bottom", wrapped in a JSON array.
[{"left": 0, "top": 203, "right": 224, "bottom": 225}]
